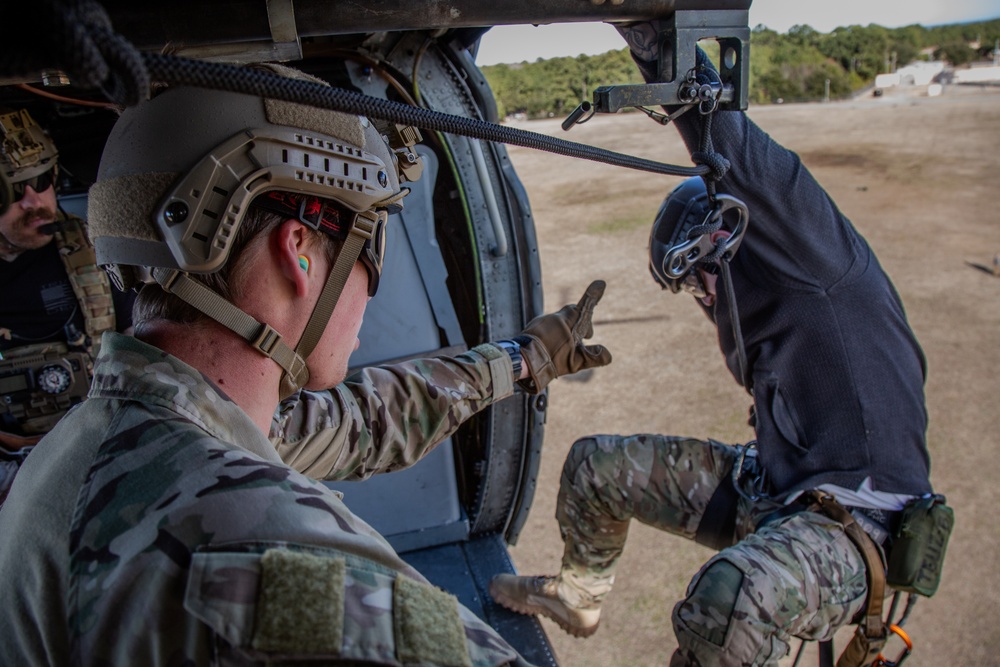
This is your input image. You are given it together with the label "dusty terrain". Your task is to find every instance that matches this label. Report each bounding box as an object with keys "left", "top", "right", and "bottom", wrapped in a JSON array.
[{"left": 502, "top": 85, "right": 1000, "bottom": 666}]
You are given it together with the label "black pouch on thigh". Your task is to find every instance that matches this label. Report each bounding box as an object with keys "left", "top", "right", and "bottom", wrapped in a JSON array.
[{"left": 886, "top": 494, "right": 954, "bottom": 597}]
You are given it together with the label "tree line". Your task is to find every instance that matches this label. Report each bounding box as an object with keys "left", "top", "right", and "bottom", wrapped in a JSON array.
[{"left": 481, "top": 18, "right": 1000, "bottom": 116}]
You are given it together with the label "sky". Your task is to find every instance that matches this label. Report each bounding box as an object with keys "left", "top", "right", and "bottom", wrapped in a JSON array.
[{"left": 475, "top": 0, "right": 1000, "bottom": 66}]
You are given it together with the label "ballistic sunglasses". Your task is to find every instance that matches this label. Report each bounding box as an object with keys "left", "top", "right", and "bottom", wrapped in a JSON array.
[{"left": 11, "top": 168, "right": 56, "bottom": 202}]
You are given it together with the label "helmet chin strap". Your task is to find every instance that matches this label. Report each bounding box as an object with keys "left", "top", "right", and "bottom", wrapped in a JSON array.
[
  {"left": 277, "top": 209, "right": 377, "bottom": 398},
  {"left": 151, "top": 209, "right": 378, "bottom": 401}
]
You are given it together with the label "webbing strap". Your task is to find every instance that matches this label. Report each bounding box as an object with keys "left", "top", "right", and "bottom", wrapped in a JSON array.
[
  {"left": 694, "top": 474, "right": 739, "bottom": 551},
  {"left": 802, "top": 490, "right": 888, "bottom": 667},
  {"left": 282, "top": 211, "right": 372, "bottom": 398},
  {"left": 152, "top": 267, "right": 308, "bottom": 388},
  {"left": 808, "top": 491, "right": 886, "bottom": 639}
]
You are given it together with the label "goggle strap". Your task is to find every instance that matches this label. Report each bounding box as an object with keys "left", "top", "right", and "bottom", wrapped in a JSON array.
[
  {"left": 288, "top": 210, "right": 375, "bottom": 392},
  {"left": 151, "top": 267, "right": 309, "bottom": 391}
]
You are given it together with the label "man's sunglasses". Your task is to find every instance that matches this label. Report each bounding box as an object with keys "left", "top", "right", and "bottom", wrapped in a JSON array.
[
  {"left": 360, "top": 211, "right": 386, "bottom": 298},
  {"left": 11, "top": 169, "right": 56, "bottom": 202}
]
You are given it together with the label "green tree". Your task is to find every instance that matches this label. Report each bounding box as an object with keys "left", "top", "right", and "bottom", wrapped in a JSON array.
[
  {"left": 935, "top": 41, "right": 977, "bottom": 66},
  {"left": 482, "top": 48, "right": 643, "bottom": 120},
  {"left": 480, "top": 17, "right": 1000, "bottom": 113}
]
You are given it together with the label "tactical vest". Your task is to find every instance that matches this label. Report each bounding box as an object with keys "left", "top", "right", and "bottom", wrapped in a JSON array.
[
  {"left": 54, "top": 213, "right": 117, "bottom": 355},
  {"left": 1, "top": 213, "right": 116, "bottom": 438}
]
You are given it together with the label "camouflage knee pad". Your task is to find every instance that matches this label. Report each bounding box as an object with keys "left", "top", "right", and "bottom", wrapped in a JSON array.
[
  {"left": 672, "top": 558, "right": 787, "bottom": 667},
  {"left": 672, "top": 512, "right": 870, "bottom": 667}
]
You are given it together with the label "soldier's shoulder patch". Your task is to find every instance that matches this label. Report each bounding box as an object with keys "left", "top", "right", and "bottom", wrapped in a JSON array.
[
  {"left": 394, "top": 575, "right": 472, "bottom": 667},
  {"left": 253, "top": 549, "right": 346, "bottom": 654},
  {"left": 185, "top": 543, "right": 482, "bottom": 665}
]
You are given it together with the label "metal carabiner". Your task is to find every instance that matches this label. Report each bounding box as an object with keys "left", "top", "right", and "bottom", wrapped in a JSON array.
[
  {"left": 678, "top": 66, "right": 725, "bottom": 115},
  {"left": 661, "top": 194, "right": 750, "bottom": 280},
  {"left": 871, "top": 625, "right": 913, "bottom": 667}
]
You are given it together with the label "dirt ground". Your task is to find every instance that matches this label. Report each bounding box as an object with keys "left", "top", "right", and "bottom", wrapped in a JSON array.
[{"left": 501, "top": 85, "right": 1000, "bottom": 666}]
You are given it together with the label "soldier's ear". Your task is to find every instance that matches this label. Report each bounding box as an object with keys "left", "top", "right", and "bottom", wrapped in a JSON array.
[{"left": 273, "top": 218, "right": 312, "bottom": 298}]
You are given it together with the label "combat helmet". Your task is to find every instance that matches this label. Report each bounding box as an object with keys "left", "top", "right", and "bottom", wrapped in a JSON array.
[
  {"left": 648, "top": 177, "right": 748, "bottom": 297},
  {"left": 0, "top": 109, "right": 60, "bottom": 215},
  {"left": 87, "top": 64, "right": 421, "bottom": 398}
]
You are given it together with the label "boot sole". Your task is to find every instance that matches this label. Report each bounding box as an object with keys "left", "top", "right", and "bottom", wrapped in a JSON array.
[{"left": 489, "top": 582, "right": 600, "bottom": 638}]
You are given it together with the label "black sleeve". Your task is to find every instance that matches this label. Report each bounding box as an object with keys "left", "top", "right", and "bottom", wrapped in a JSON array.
[{"left": 633, "top": 48, "right": 868, "bottom": 289}]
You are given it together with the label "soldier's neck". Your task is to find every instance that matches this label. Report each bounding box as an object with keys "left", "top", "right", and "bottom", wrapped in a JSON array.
[{"left": 139, "top": 320, "right": 283, "bottom": 435}]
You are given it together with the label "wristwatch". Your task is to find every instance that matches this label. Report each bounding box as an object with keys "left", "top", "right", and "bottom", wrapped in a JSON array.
[{"left": 494, "top": 338, "right": 524, "bottom": 380}]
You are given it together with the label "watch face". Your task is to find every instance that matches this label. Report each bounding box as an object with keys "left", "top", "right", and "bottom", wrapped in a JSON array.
[{"left": 37, "top": 364, "right": 73, "bottom": 395}]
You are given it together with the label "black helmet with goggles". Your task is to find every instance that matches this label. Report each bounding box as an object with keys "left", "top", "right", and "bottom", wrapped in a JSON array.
[{"left": 649, "top": 177, "right": 748, "bottom": 295}]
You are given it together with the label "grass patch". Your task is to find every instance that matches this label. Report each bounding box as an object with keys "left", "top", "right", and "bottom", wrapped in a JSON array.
[{"left": 588, "top": 212, "right": 652, "bottom": 234}]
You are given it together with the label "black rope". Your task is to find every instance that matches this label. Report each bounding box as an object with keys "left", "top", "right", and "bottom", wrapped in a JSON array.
[
  {"left": 4, "top": 0, "right": 149, "bottom": 106},
  {"left": 4, "top": 1, "right": 719, "bottom": 178},
  {"left": 141, "top": 53, "right": 708, "bottom": 178},
  {"left": 686, "top": 73, "right": 732, "bottom": 197},
  {"left": 692, "top": 150, "right": 731, "bottom": 183},
  {"left": 720, "top": 260, "right": 752, "bottom": 393}
]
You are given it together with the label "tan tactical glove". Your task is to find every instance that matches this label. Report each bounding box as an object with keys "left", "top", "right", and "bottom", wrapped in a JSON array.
[{"left": 517, "top": 280, "right": 613, "bottom": 394}]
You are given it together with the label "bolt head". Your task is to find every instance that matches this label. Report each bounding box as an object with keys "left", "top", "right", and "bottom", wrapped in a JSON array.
[{"left": 163, "top": 201, "right": 189, "bottom": 225}]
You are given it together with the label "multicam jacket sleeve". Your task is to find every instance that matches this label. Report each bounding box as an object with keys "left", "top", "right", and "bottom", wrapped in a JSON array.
[{"left": 271, "top": 344, "right": 514, "bottom": 481}]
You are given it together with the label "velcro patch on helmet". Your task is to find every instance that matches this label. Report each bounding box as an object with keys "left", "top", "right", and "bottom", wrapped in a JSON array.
[
  {"left": 252, "top": 549, "right": 346, "bottom": 654},
  {"left": 88, "top": 172, "right": 179, "bottom": 243},
  {"left": 254, "top": 62, "right": 368, "bottom": 148},
  {"left": 394, "top": 575, "right": 472, "bottom": 667}
]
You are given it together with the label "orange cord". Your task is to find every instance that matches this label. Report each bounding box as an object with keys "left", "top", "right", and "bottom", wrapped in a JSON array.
[
  {"left": 872, "top": 624, "right": 913, "bottom": 666},
  {"left": 16, "top": 84, "right": 116, "bottom": 109}
]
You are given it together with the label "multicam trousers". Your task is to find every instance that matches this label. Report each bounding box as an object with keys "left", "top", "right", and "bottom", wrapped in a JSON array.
[{"left": 556, "top": 435, "right": 870, "bottom": 667}]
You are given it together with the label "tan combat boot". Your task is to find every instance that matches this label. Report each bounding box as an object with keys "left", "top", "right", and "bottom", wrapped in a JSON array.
[{"left": 489, "top": 574, "right": 601, "bottom": 638}]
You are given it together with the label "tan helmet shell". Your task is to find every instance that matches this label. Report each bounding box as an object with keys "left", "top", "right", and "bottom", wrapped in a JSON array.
[
  {"left": 0, "top": 108, "right": 59, "bottom": 183},
  {"left": 88, "top": 65, "right": 402, "bottom": 277}
]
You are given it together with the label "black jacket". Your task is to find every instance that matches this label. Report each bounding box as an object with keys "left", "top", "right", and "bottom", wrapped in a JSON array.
[{"left": 669, "top": 74, "right": 932, "bottom": 497}]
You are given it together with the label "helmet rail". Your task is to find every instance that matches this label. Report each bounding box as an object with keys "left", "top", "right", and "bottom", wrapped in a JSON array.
[{"left": 147, "top": 126, "right": 394, "bottom": 276}]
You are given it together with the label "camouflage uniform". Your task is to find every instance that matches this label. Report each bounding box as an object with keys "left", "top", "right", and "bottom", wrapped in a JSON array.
[
  {"left": 557, "top": 435, "right": 869, "bottom": 667},
  {"left": 271, "top": 350, "right": 511, "bottom": 481},
  {"left": 0, "top": 332, "right": 532, "bottom": 666}
]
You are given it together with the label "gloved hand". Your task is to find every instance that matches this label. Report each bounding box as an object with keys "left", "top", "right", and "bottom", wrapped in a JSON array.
[
  {"left": 517, "top": 280, "right": 613, "bottom": 394},
  {"left": 615, "top": 22, "right": 717, "bottom": 86}
]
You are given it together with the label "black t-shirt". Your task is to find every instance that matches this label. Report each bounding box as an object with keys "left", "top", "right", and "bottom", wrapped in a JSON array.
[{"left": 0, "top": 239, "right": 133, "bottom": 353}]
